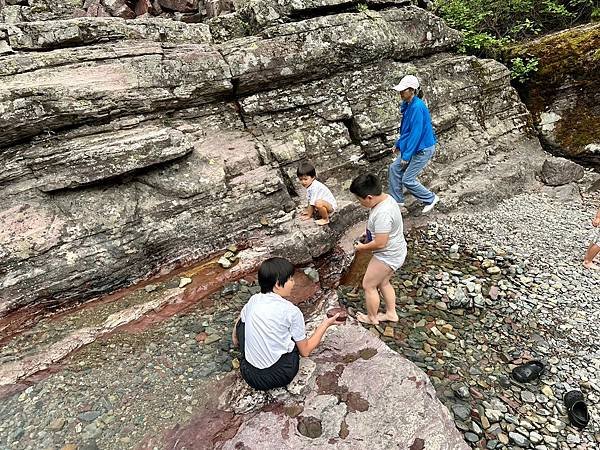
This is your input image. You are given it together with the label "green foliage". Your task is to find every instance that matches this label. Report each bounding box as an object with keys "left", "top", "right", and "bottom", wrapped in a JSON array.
[
  {"left": 509, "top": 57, "right": 540, "bottom": 83},
  {"left": 356, "top": 3, "right": 369, "bottom": 12},
  {"left": 433, "top": 0, "right": 596, "bottom": 56}
]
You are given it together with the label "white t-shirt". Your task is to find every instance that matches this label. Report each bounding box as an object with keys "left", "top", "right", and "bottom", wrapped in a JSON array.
[
  {"left": 306, "top": 179, "right": 337, "bottom": 210},
  {"left": 367, "top": 195, "right": 407, "bottom": 271},
  {"left": 240, "top": 292, "right": 307, "bottom": 369}
]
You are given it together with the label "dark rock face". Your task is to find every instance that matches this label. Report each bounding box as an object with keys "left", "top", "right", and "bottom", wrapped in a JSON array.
[
  {"left": 0, "top": 5, "right": 546, "bottom": 318},
  {"left": 541, "top": 157, "right": 585, "bottom": 186},
  {"left": 157, "top": 0, "right": 198, "bottom": 13},
  {"left": 507, "top": 23, "right": 600, "bottom": 165}
]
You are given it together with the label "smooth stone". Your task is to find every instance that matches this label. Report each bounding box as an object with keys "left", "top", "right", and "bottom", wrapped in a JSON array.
[
  {"left": 452, "top": 404, "right": 471, "bottom": 421},
  {"left": 179, "top": 277, "right": 192, "bottom": 288},
  {"left": 509, "top": 431, "right": 529, "bottom": 446},
  {"left": 464, "top": 432, "right": 479, "bottom": 443},
  {"left": 78, "top": 411, "right": 101, "bottom": 422}
]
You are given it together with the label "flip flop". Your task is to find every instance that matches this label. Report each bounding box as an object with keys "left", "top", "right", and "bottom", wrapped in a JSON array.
[
  {"left": 511, "top": 360, "right": 545, "bottom": 383},
  {"left": 564, "top": 390, "right": 589, "bottom": 429}
]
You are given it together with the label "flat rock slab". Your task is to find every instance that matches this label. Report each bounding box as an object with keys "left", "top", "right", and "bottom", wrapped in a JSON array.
[
  {"left": 2, "top": 17, "right": 212, "bottom": 50},
  {"left": 29, "top": 125, "right": 194, "bottom": 192},
  {"left": 218, "top": 325, "right": 468, "bottom": 449}
]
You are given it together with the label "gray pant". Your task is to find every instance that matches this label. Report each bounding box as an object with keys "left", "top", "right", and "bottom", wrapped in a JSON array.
[{"left": 388, "top": 145, "right": 436, "bottom": 204}]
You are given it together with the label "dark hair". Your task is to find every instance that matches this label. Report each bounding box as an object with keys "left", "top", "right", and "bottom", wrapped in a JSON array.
[
  {"left": 258, "top": 257, "right": 295, "bottom": 293},
  {"left": 416, "top": 87, "right": 424, "bottom": 99},
  {"left": 297, "top": 161, "right": 316, "bottom": 178},
  {"left": 349, "top": 173, "right": 382, "bottom": 198}
]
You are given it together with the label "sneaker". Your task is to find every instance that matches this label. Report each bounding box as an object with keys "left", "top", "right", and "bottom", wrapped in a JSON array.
[{"left": 422, "top": 194, "right": 439, "bottom": 214}]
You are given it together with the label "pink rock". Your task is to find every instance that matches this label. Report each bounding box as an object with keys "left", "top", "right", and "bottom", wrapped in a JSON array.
[
  {"left": 217, "top": 326, "right": 469, "bottom": 449},
  {"left": 103, "top": 0, "right": 136, "bottom": 18},
  {"left": 134, "top": 0, "right": 153, "bottom": 15},
  {"left": 195, "top": 332, "right": 208, "bottom": 343},
  {"left": 489, "top": 285, "right": 499, "bottom": 300},
  {"left": 326, "top": 307, "right": 347, "bottom": 322}
]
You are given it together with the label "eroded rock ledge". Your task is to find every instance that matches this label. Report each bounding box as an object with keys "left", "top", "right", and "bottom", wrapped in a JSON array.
[{"left": 0, "top": 2, "right": 547, "bottom": 320}]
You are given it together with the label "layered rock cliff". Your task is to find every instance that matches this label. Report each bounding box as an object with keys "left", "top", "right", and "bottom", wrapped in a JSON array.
[{"left": 0, "top": 0, "right": 546, "bottom": 319}]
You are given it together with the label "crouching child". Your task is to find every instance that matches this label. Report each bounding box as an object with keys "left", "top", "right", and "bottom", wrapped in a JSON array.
[
  {"left": 297, "top": 161, "right": 337, "bottom": 226},
  {"left": 232, "top": 257, "right": 340, "bottom": 391}
]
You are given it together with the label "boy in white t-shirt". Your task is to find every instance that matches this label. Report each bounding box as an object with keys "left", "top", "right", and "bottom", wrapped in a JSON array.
[
  {"left": 231, "top": 257, "right": 340, "bottom": 391},
  {"left": 297, "top": 161, "right": 338, "bottom": 226},
  {"left": 350, "top": 173, "right": 407, "bottom": 326}
]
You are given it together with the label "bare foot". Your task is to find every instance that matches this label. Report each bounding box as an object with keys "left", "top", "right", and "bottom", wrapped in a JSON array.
[
  {"left": 583, "top": 261, "right": 600, "bottom": 270},
  {"left": 376, "top": 312, "right": 399, "bottom": 322},
  {"left": 356, "top": 312, "right": 379, "bottom": 325},
  {"left": 315, "top": 218, "right": 330, "bottom": 226}
]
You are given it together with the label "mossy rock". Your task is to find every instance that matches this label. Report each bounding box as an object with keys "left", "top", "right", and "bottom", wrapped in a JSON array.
[{"left": 505, "top": 23, "right": 600, "bottom": 162}]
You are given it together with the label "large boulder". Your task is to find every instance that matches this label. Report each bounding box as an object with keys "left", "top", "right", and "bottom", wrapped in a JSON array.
[
  {"left": 164, "top": 324, "right": 469, "bottom": 449},
  {"left": 506, "top": 23, "right": 600, "bottom": 166},
  {"left": 0, "top": 5, "right": 547, "bottom": 320},
  {"left": 1, "top": 17, "right": 213, "bottom": 50},
  {"left": 540, "top": 157, "right": 585, "bottom": 186}
]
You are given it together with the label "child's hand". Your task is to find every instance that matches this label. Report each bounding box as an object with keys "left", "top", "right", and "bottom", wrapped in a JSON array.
[
  {"left": 593, "top": 217, "right": 600, "bottom": 227},
  {"left": 354, "top": 241, "right": 365, "bottom": 252},
  {"left": 324, "top": 313, "right": 341, "bottom": 326},
  {"left": 300, "top": 213, "right": 311, "bottom": 221}
]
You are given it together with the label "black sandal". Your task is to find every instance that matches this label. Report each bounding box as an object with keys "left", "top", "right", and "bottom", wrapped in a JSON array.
[
  {"left": 511, "top": 360, "right": 545, "bottom": 383},
  {"left": 564, "top": 390, "right": 589, "bottom": 429}
]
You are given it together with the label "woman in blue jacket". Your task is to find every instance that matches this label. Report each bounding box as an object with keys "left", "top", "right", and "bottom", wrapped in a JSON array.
[{"left": 388, "top": 75, "right": 439, "bottom": 213}]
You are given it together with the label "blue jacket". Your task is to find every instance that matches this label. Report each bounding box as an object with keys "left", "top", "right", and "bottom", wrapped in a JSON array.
[{"left": 394, "top": 96, "right": 437, "bottom": 162}]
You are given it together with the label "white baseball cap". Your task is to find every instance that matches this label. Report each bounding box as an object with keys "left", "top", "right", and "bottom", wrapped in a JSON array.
[{"left": 392, "top": 75, "right": 419, "bottom": 92}]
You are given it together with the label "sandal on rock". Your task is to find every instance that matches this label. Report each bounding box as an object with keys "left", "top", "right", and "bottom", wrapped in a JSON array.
[
  {"left": 511, "top": 360, "right": 545, "bottom": 383},
  {"left": 564, "top": 390, "right": 589, "bottom": 429}
]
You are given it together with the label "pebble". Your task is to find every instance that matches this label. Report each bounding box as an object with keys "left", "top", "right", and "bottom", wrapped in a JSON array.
[
  {"left": 464, "top": 432, "right": 479, "bottom": 443},
  {"left": 179, "top": 277, "right": 192, "bottom": 288},
  {"left": 509, "top": 431, "right": 530, "bottom": 446},
  {"left": 78, "top": 411, "right": 101, "bottom": 422}
]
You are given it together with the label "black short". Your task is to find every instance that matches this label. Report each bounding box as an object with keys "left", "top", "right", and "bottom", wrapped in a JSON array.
[{"left": 236, "top": 321, "right": 300, "bottom": 391}]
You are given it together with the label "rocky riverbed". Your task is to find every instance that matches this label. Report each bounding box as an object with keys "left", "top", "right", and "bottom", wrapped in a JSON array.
[
  {"left": 345, "top": 192, "right": 600, "bottom": 449},
  {"left": 0, "top": 192, "right": 598, "bottom": 449}
]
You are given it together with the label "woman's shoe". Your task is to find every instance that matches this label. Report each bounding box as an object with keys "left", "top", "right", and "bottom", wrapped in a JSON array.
[
  {"left": 511, "top": 360, "right": 545, "bottom": 383},
  {"left": 564, "top": 390, "right": 589, "bottom": 429},
  {"left": 422, "top": 194, "right": 439, "bottom": 213}
]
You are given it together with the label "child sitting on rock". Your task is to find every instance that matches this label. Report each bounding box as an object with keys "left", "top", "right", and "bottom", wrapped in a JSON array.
[
  {"left": 350, "top": 173, "right": 407, "bottom": 325},
  {"left": 583, "top": 208, "right": 600, "bottom": 270},
  {"left": 297, "top": 161, "right": 337, "bottom": 226},
  {"left": 231, "top": 257, "right": 340, "bottom": 391}
]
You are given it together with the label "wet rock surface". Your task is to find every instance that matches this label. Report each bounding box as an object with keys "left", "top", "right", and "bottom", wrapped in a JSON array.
[
  {"left": 1, "top": 192, "right": 598, "bottom": 449},
  {"left": 343, "top": 192, "right": 600, "bottom": 448}
]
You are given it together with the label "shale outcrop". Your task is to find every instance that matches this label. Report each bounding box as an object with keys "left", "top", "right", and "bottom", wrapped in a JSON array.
[{"left": 0, "top": 1, "right": 546, "bottom": 319}]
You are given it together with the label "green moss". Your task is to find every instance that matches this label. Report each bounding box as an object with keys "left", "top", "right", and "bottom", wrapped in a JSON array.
[
  {"left": 506, "top": 24, "right": 600, "bottom": 85},
  {"left": 554, "top": 103, "right": 600, "bottom": 154},
  {"left": 504, "top": 23, "right": 600, "bottom": 131}
]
